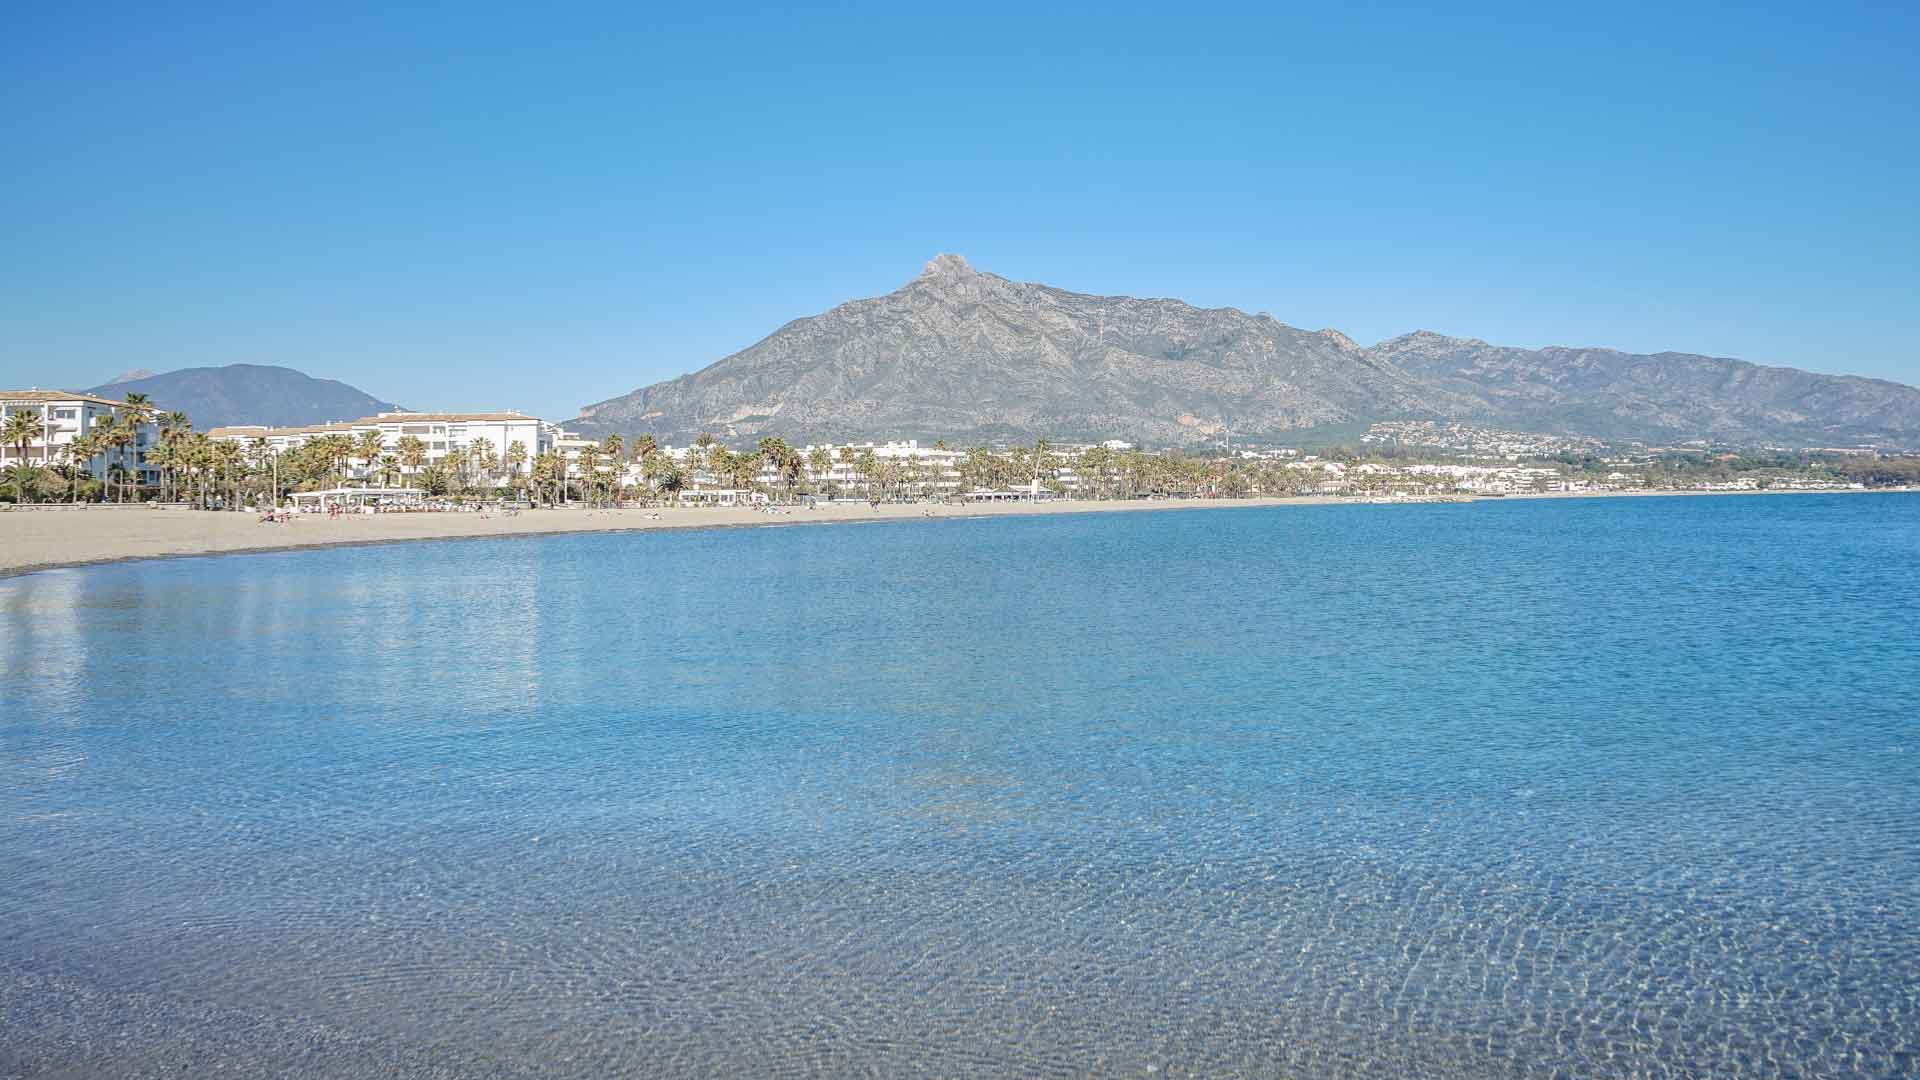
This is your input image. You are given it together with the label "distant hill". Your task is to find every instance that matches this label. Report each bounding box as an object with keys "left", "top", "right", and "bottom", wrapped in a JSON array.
[
  {"left": 570, "top": 254, "right": 1920, "bottom": 449},
  {"left": 1374, "top": 332, "right": 1920, "bottom": 448},
  {"left": 86, "top": 364, "right": 404, "bottom": 430}
]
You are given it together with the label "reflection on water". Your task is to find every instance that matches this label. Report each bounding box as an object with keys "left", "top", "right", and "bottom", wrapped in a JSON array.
[{"left": 2, "top": 494, "right": 1918, "bottom": 1077}]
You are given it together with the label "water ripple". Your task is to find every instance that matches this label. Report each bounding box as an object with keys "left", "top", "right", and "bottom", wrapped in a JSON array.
[{"left": 1, "top": 494, "right": 1917, "bottom": 1077}]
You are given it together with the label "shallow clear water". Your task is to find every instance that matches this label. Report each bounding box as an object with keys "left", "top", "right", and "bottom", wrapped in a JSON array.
[{"left": 3, "top": 495, "right": 1918, "bottom": 1078}]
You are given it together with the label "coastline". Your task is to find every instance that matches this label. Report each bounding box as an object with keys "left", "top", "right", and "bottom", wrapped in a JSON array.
[{"left": 0, "top": 487, "right": 1900, "bottom": 580}]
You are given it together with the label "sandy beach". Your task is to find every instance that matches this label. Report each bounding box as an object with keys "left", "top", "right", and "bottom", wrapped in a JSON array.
[
  {"left": 1, "top": 488, "right": 1896, "bottom": 578},
  {"left": 0, "top": 496, "right": 1351, "bottom": 577}
]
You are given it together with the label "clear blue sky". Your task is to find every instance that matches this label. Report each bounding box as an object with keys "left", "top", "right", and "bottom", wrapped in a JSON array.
[{"left": 5, "top": 2, "right": 1916, "bottom": 420}]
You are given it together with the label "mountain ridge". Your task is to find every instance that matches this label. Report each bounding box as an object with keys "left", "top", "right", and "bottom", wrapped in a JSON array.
[
  {"left": 570, "top": 256, "right": 1920, "bottom": 449},
  {"left": 85, "top": 364, "right": 405, "bottom": 430}
]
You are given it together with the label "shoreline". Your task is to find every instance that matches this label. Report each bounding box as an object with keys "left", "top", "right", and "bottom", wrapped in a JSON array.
[{"left": 0, "top": 487, "right": 1902, "bottom": 580}]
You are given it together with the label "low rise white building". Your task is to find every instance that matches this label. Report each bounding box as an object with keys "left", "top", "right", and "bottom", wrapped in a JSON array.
[
  {"left": 625, "top": 439, "right": 967, "bottom": 496},
  {"left": 0, "top": 390, "right": 161, "bottom": 483},
  {"left": 209, "top": 411, "right": 561, "bottom": 482},
  {"left": 793, "top": 440, "right": 964, "bottom": 494}
]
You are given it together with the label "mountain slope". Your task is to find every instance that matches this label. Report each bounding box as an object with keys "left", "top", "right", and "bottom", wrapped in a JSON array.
[
  {"left": 86, "top": 364, "right": 404, "bottom": 430},
  {"left": 1376, "top": 332, "right": 1920, "bottom": 446},
  {"left": 574, "top": 255, "right": 1479, "bottom": 445},
  {"left": 572, "top": 255, "right": 1920, "bottom": 448}
]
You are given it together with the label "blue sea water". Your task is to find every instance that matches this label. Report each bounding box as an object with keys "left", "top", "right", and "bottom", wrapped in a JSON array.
[{"left": 2, "top": 494, "right": 1917, "bottom": 1078}]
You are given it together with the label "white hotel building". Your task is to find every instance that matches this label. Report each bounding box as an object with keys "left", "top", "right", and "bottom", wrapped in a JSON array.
[
  {"left": 796, "top": 440, "right": 965, "bottom": 493},
  {"left": 0, "top": 390, "right": 161, "bottom": 483},
  {"left": 621, "top": 440, "right": 967, "bottom": 495},
  {"left": 208, "top": 411, "right": 563, "bottom": 481}
]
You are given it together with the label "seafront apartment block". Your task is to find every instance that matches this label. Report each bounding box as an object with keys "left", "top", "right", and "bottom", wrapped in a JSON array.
[
  {"left": 0, "top": 390, "right": 161, "bottom": 483},
  {"left": 207, "top": 411, "right": 564, "bottom": 482}
]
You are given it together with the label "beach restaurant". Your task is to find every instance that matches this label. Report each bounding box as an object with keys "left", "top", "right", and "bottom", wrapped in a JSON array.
[
  {"left": 288, "top": 487, "right": 426, "bottom": 511},
  {"left": 961, "top": 487, "right": 1063, "bottom": 503}
]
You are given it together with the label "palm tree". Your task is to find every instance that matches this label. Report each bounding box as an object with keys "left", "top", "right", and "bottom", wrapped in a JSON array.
[
  {"left": 639, "top": 449, "right": 667, "bottom": 501},
  {"left": 657, "top": 462, "right": 686, "bottom": 500},
  {"left": 781, "top": 448, "right": 803, "bottom": 496},
  {"left": 468, "top": 437, "right": 498, "bottom": 492},
  {"left": 101, "top": 416, "right": 138, "bottom": 502},
  {"left": 117, "top": 394, "right": 155, "bottom": 500},
  {"left": 1078, "top": 446, "right": 1112, "bottom": 499},
  {"left": 0, "top": 463, "right": 36, "bottom": 503},
  {"left": 155, "top": 411, "right": 191, "bottom": 500},
  {"left": 577, "top": 445, "right": 602, "bottom": 505},
  {"left": 630, "top": 435, "right": 659, "bottom": 502},
  {"left": 873, "top": 458, "right": 893, "bottom": 501},
  {"left": 807, "top": 446, "right": 832, "bottom": 496},
  {"left": 245, "top": 438, "right": 274, "bottom": 507},
  {"left": 144, "top": 438, "right": 177, "bottom": 504},
  {"left": 355, "top": 430, "right": 386, "bottom": 486},
  {"left": 3, "top": 408, "right": 40, "bottom": 503},
  {"left": 1030, "top": 438, "right": 1053, "bottom": 495},
  {"left": 417, "top": 464, "right": 449, "bottom": 496},
  {"left": 757, "top": 437, "right": 792, "bottom": 501},
  {"left": 59, "top": 435, "right": 93, "bottom": 503},
  {"left": 729, "top": 449, "right": 758, "bottom": 494},
  {"left": 211, "top": 439, "right": 243, "bottom": 509},
  {"left": 531, "top": 451, "right": 563, "bottom": 505},
  {"left": 442, "top": 442, "right": 467, "bottom": 496},
  {"left": 395, "top": 435, "right": 427, "bottom": 483},
  {"left": 705, "top": 445, "right": 732, "bottom": 493},
  {"left": 600, "top": 435, "right": 625, "bottom": 504},
  {"left": 504, "top": 440, "right": 528, "bottom": 499},
  {"left": 187, "top": 437, "right": 211, "bottom": 507}
]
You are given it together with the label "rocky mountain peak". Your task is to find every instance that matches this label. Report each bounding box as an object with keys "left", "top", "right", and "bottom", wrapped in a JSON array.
[
  {"left": 566, "top": 256, "right": 1920, "bottom": 449},
  {"left": 917, "top": 253, "right": 976, "bottom": 280},
  {"left": 1389, "top": 330, "right": 1490, "bottom": 350}
]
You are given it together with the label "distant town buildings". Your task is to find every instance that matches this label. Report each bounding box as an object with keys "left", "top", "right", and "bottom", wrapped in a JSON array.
[
  {"left": 159, "top": 408, "right": 1883, "bottom": 506},
  {"left": 1360, "top": 421, "right": 1607, "bottom": 458}
]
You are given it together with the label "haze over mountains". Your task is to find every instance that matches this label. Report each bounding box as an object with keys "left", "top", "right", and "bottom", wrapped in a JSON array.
[
  {"left": 572, "top": 255, "right": 1920, "bottom": 449},
  {"left": 85, "top": 364, "right": 403, "bottom": 430}
]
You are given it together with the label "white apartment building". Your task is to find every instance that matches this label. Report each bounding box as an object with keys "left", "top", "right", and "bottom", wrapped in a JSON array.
[
  {"left": 0, "top": 390, "right": 161, "bottom": 483},
  {"left": 789, "top": 441, "right": 964, "bottom": 494},
  {"left": 552, "top": 435, "right": 600, "bottom": 482},
  {"left": 208, "top": 411, "right": 561, "bottom": 481},
  {"left": 565, "top": 437, "right": 1111, "bottom": 499}
]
